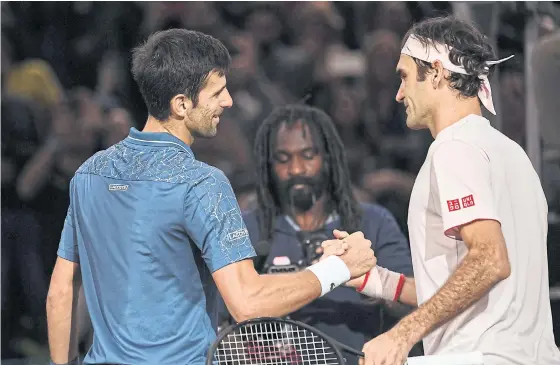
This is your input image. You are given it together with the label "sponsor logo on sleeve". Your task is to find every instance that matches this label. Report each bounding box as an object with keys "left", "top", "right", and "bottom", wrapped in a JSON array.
[
  {"left": 447, "top": 199, "right": 461, "bottom": 212},
  {"left": 227, "top": 228, "right": 249, "bottom": 241},
  {"left": 462, "top": 194, "right": 475, "bottom": 208}
]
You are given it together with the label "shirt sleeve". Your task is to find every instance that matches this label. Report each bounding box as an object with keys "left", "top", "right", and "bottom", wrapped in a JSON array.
[
  {"left": 57, "top": 178, "right": 79, "bottom": 263},
  {"left": 370, "top": 207, "right": 414, "bottom": 277},
  {"left": 431, "top": 140, "right": 500, "bottom": 239},
  {"left": 184, "top": 166, "right": 256, "bottom": 272}
]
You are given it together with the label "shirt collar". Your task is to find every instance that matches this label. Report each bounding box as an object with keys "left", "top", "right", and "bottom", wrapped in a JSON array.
[
  {"left": 125, "top": 127, "right": 192, "bottom": 153},
  {"left": 435, "top": 114, "right": 489, "bottom": 141}
]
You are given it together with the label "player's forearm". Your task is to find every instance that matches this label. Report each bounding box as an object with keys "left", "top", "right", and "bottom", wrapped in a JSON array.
[
  {"left": 391, "top": 249, "right": 508, "bottom": 347},
  {"left": 233, "top": 270, "right": 321, "bottom": 321},
  {"left": 244, "top": 270, "right": 321, "bottom": 317},
  {"left": 349, "top": 267, "right": 417, "bottom": 306},
  {"left": 46, "top": 282, "right": 80, "bottom": 363}
]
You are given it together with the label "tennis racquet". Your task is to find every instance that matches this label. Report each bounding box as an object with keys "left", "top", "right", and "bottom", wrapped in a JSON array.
[{"left": 206, "top": 317, "right": 364, "bottom": 365}]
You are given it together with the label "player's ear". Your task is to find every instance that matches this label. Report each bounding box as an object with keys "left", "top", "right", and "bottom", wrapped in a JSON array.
[
  {"left": 431, "top": 60, "right": 445, "bottom": 89},
  {"left": 169, "top": 94, "right": 192, "bottom": 119}
]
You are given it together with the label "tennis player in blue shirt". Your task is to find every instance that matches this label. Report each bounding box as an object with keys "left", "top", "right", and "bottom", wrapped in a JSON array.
[{"left": 46, "top": 29, "right": 376, "bottom": 365}]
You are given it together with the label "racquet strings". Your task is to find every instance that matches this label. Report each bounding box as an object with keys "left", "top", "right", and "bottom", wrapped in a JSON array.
[{"left": 211, "top": 320, "right": 343, "bottom": 365}]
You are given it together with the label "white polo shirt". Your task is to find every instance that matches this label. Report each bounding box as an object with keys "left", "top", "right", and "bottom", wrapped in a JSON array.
[{"left": 408, "top": 114, "right": 560, "bottom": 364}]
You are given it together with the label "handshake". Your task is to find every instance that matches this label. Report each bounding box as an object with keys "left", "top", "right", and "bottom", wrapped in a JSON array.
[
  {"left": 312, "top": 229, "right": 406, "bottom": 302},
  {"left": 318, "top": 229, "right": 377, "bottom": 280}
]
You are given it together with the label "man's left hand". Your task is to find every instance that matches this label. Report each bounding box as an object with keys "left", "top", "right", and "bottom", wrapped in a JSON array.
[{"left": 360, "top": 330, "right": 411, "bottom": 365}]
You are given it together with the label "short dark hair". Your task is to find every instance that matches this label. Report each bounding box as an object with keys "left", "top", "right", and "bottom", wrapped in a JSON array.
[
  {"left": 253, "top": 104, "right": 363, "bottom": 241},
  {"left": 131, "top": 29, "right": 231, "bottom": 120},
  {"left": 403, "top": 15, "right": 496, "bottom": 98}
]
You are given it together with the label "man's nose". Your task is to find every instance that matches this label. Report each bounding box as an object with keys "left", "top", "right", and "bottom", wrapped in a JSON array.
[
  {"left": 288, "top": 156, "right": 305, "bottom": 176},
  {"left": 221, "top": 89, "right": 233, "bottom": 108},
  {"left": 395, "top": 82, "right": 405, "bottom": 103}
]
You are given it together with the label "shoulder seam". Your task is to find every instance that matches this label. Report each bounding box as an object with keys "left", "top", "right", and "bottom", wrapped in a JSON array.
[{"left": 433, "top": 139, "right": 490, "bottom": 163}]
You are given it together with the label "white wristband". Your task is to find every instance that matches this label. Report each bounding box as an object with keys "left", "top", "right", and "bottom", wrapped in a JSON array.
[
  {"left": 306, "top": 256, "right": 351, "bottom": 296},
  {"left": 359, "top": 267, "right": 383, "bottom": 298},
  {"left": 358, "top": 266, "right": 403, "bottom": 301}
]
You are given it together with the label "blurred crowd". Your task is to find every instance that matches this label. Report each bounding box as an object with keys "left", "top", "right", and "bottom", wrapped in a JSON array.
[{"left": 1, "top": 1, "right": 559, "bottom": 361}]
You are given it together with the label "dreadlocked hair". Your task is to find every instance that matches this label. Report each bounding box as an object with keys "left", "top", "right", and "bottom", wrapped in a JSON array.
[{"left": 253, "top": 104, "right": 363, "bottom": 242}]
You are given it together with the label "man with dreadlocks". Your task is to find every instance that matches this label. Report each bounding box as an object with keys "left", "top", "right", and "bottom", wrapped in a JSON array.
[{"left": 239, "top": 104, "right": 414, "bottom": 365}]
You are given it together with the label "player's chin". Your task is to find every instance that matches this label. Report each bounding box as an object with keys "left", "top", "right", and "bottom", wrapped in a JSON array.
[
  {"left": 405, "top": 116, "right": 423, "bottom": 130},
  {"left": 203, "top": 128, "right": 218, "bottom": 138},
  {"left": 194, "top": 126, "right": 218, "bottom": 139}
]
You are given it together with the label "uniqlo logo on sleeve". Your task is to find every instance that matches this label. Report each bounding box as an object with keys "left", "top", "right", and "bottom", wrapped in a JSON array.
[
  {"left": 462, "top": 194, "right": 475, "bottom": 208},
  {"left": 447, "top": 199, "right": 461, "bottom": 212}
]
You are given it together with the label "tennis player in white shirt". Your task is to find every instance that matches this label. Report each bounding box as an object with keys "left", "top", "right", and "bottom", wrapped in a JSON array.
[{"left": 324, "top": 15, "right": 560, "bottom": 365}]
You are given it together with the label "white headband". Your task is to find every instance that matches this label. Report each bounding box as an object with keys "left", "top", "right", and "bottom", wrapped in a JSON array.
[{"left": 401, "top": 34, "right": 514, "bottom": 115}]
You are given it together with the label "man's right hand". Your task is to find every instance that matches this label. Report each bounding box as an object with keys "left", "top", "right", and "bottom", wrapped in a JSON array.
[{"left": 322, "top": 231, "right": 376, "bottom": 278}]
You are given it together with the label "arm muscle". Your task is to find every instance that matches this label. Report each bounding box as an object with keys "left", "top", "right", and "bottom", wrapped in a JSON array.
[
  {"left": 213, "top": 259, "right": 321, "bottom": 322},
  {"left": 47, "top": 257, "right": 82, "bottom": 364},
  {"left": 391, "top": 220, "right": 510, "bottom": 346}
]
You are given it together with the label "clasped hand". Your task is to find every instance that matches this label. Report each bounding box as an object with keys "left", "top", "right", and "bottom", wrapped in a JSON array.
[
  {"left": 318, "top": 229, "right": 376, "bottom": 286},
  {"left": 317, "top": 230, "right": 376, "bottom": 279}
]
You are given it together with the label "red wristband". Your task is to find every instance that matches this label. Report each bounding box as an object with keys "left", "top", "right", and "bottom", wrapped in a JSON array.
[
  {"left": 393, "top": 274, "right": 406, "bottom": 302},
  {"left": 357, "top": 270, "right": 371, "bottom": 292}
]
